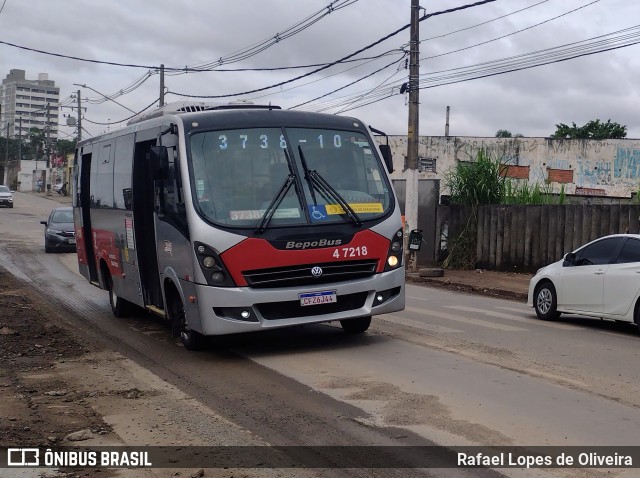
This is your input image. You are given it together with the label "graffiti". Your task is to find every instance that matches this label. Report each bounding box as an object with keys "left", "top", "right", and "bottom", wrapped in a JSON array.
[
  {"left": 614, "top": 147, "right": 640, "bottom": 179},
  {"left": 576, "top": 160, "right": 613, "bottom": 186},
  {"left": 388, "top": 137, "right": 640, "bottom": 197}
]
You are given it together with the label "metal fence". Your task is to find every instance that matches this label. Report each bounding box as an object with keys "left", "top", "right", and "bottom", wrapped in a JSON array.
[{"left": 445, "top": 204, "right": 640, "bottom": 272}]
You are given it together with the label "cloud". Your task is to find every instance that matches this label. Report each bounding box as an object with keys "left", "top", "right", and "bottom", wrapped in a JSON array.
[{"left": 2, "top": 0, "right": 638, "bottom": 139}]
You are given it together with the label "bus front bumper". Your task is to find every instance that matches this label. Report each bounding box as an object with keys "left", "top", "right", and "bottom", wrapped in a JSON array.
[{"left": 188, "top": 267, "right": 405, "bottom": 336}]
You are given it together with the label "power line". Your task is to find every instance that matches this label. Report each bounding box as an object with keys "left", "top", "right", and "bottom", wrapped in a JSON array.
[
  {"left": 167, "top": 50, "right": 402, "bottom": 74},
  {"left": 168, "top": 0, "right": 497, "bottom": 100},
  {"left": 334, "top": 62, "right": 406, "bottom": 114},
  {"left": 418, "top": 0, "right": 550, "bottom": 44},
  {"left": 419, "top": 0, "right": 600, "bottom": 63},
  {"left": 184, "top": 0, "right": 359, "bottom": 71},
  {"left": 290, "top": 54, "right": 407, "bottom": 109},
  {"left": 418, "top": 28, "right": 640, "bottom": 88},
  {"left": 82, "top": 98, "right": 159, "bottom": 127},
  {"left": 313, "top": 26, "right": 640, "bottom": 113},
  {"left": 299, "top": 1, "right": 607, "bottom": 112},
  {"left": 81, "top": 72, "right": 156, "bottom": 104},
  {"left": 247, "top": 50, "right": 406, "bottom": 101},
  {"left": 176, "top": 0, "right": 576, "bottom": 106},
  {"left": 0, "top": 0, "right": 357, "bottom": 74}
]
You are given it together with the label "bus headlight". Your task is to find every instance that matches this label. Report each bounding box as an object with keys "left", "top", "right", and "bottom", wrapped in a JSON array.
[
  {"left": 384, "top": 228, "right": 404, "bottom": 272},
  {"left": 211, "top": 271, "right": 226, "bottom": 284},
  {"left": 194, "top": 242, "right": 236, "bottom": 287}
]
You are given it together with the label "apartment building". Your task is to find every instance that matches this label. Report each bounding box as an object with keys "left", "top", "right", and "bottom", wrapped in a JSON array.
[{"left": 1, "top": 69, "right": 59, "bottom": 140}]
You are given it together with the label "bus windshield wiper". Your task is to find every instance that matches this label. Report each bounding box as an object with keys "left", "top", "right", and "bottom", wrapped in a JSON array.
[
  {"left": 256, "top": 174, "right": 295, "bottom": 233},
  {"left": 297, "top": 145, "right": 319, "bottom": 206},
  {"left": 298, "top": 145, "right": 362, "bottom": 227},
  {"left": 256, "top": 149, "right": 298, "bottom": 233}
]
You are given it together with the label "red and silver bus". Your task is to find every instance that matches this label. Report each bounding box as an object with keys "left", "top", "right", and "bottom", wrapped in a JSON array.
[{"left": 73, "top": 102, "right": 405, "bottom": 349}]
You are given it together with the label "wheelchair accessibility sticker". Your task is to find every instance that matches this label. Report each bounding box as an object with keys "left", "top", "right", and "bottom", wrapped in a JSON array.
[{"left": 308, "top": 205, "right": 328, "bottom": 222}]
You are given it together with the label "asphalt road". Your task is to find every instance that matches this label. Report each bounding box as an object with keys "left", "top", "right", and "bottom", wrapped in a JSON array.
[{"left": 2, "top": 192, "right": 639, "bottom": 478}]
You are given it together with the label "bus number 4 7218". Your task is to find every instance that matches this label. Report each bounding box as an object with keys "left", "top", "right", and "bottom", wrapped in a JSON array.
[{"left": 332, "top": 246, "right": 368, "bottom": 259}]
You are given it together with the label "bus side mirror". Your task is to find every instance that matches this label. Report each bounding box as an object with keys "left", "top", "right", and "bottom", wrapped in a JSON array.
[
  {"left": 149, "top": 146, "right": 169, "bottom": 180},
  {"left": 379, "top": 144, "right": 393, "bottom": 173}
]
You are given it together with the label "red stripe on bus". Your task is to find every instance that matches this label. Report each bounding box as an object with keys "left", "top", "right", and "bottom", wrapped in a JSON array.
[{"left": 221, "top": 229, "right": 390, "bottom": 287}]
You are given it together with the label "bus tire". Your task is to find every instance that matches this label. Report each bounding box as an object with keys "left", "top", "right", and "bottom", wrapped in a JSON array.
[
  {"left": 168, "top": 293, "right": 206, "bottom": 351},
  {"left": 105, "top": 270, "right": 130, "bottom": 318},
  {"left": 339, "top": 316, "right": 371, "bottom": 334}
]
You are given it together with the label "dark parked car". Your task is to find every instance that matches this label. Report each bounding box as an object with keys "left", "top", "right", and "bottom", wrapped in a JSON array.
[
  {"left": 0, "top": 185, "right": 14, "bottom": 208},
  {"left": 41, "top": 206, "right": 76, "bottom": 253}
]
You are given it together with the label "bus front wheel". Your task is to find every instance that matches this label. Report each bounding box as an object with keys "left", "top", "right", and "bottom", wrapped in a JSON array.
[
  {"left": 168, "top": 294, "right": 206, "bottom": 351},
  {"left": 339, "top": 316, "right": 371, "bottom": 334}
]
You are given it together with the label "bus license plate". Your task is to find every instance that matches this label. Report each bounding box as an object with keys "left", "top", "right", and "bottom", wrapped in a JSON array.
[{"left": 299, "top": 290, "right": 337, "bottom": 307}]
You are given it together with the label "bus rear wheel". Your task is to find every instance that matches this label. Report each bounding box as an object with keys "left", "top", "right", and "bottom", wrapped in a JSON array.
[
  {"left": 105, "top": 271, "right": 131, "bottom": 318},
  {"left": 339, "top": 316, "right": 371, "bottom": 334},
  {"left": 169, "top": 295, "right": 206, "bottom": 351}
]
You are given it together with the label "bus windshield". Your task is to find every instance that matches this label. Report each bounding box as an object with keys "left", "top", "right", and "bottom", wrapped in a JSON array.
[{"left": 189, "top": 127, "right": 392, "bottom": 227}]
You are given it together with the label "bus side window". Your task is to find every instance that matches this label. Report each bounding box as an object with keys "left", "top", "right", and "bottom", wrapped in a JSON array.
[{"left": 160, "top": 147, "right": 185, "bottom": 218}]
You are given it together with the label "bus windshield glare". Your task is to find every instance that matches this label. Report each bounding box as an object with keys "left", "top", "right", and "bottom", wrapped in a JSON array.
[{"left": 189, "top": 127, "right": 392, "bottom": 227}]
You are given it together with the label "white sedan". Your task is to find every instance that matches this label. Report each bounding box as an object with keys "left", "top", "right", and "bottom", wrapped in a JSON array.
[{"left": 528, "top": 234, "right": 640, "bottom": 328}]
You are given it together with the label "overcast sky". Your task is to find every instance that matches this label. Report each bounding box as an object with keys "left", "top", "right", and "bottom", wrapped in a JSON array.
[{"left": 2, "top": 0, "right": 639, "bottom": 140}]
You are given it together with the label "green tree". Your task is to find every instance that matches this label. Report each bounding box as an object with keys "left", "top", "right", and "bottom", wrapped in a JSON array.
[
  {"left": 551, "top": 119, "right": 627, "bottom": 139},
  {"left": 496, "top": 130, "right": 524, "bottom": 138},
  {"left": 23, "top": 127, "right": 47, "bottom": 160},
  {"left": 55, "top": 138, "right": 77, "bottom": 158}
]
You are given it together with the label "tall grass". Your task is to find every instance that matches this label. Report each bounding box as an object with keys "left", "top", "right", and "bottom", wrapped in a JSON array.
[
  {"left": 443, "top": 149, "right": 566, "bottom": 269},
  {"left": 444, "top": 149, "right": 505, "bottom": 206},
  {"left": 502, "top": 181, "right": 565, "bottom": 205}
]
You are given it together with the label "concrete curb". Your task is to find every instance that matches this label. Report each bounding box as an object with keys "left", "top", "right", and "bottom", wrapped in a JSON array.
[{"left": 406, "top": 274, "right": 528, "bottom": 302}]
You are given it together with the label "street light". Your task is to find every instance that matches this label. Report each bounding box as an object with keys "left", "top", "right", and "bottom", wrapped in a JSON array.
[{"left": 73, "top": 83, "right": 136, "bottom": 114}]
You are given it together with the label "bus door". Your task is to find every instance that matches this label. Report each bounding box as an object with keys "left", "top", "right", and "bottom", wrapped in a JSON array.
[
  {"left": 77, "top": 151, "right": 98, "bottom": 284},
  {"left": 132, "top": 138, "right": 164, "bottom": 310},
  {"left": 151, "top": 131, "right": 190, "bottom": 303}
]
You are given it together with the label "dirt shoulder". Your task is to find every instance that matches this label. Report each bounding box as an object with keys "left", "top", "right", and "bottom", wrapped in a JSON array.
[
  {"left": 0, "top": 268, "right": 102, "bottom": 444},
  {"left": 0, "top": 267, "right": 306, "bottom": 478}
]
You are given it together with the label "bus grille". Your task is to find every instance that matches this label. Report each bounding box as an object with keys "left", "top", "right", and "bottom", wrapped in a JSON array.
[
  {"left": 256, "top": 292, "right": 368, "bottom": 320},
  {"left": 243, "top": 260, "right": 378, "bottom": 288}
]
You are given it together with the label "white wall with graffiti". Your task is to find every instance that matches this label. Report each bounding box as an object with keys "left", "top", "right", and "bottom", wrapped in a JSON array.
[{"left": 379, "top": 136, "right": 640, "bottom": 199}]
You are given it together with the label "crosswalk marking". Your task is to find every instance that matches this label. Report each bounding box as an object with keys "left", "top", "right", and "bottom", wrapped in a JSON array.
[
  {"left": 496, "top": 306, "right": 532, "bottom": 314},
  {"left": 382, "top": 314, "right": 463, "bottom": 333},
  {"left": 445, "top": 305, "right": 584, "bottom": 331},
  {"left": 404, "top": 306, "right": 526, "bottom": 331}
]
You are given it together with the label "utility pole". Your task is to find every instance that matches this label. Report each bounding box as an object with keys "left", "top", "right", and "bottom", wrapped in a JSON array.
[
  {"left": 18, "top": 116, "right": 22, "bottom": 167},
  {"left": 3, "top": 121, "right": 8, "bottom": 186},
  {"left": 159, "top": 64, "right": 165, "bottom": 107},
  {"left": 77, "top": 90, "right": 82, "bottom": 141},
  {"left": 46, "top": 102, "right": 52, "bottom": 195},
  {"left": 405, "top": 0, "right": 420, "bottom": 272},
  {"left": 445, "top": 106, "right": 450, "bottom": 137}
]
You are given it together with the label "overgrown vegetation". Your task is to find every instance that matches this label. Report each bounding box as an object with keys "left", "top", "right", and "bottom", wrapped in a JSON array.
[
  {"left": 442, "top": 148, "right": 565, "bottom": 269},
  {"left": 550, "top": 119, "right": 627, "bottom": 139},
  {"left": 503, "top": 181, "right": 565, "bottom": 205}
]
